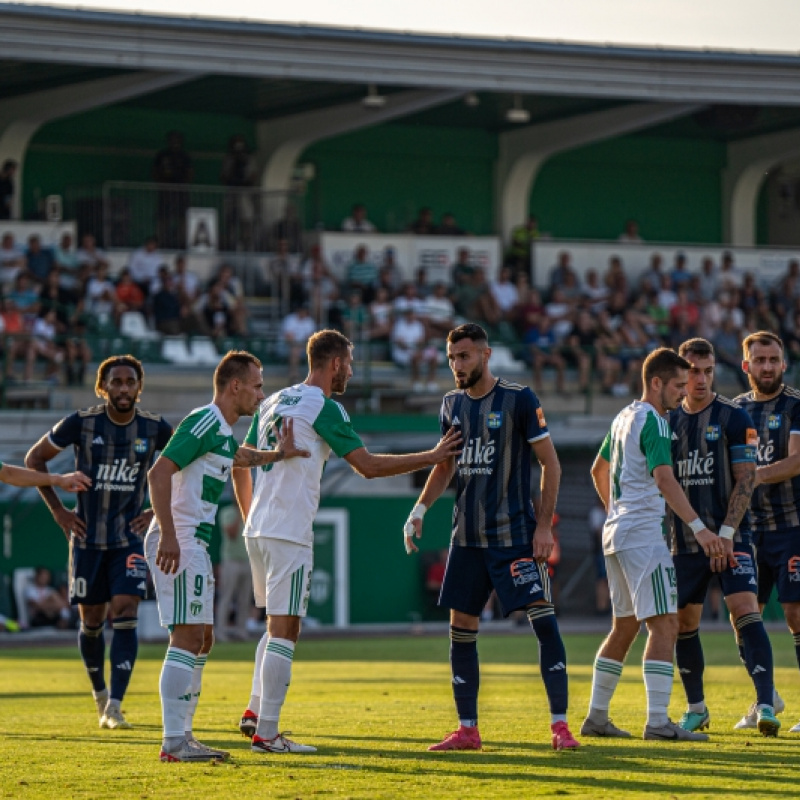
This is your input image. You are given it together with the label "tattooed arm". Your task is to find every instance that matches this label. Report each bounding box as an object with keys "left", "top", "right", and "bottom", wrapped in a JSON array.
[
  {"left": 231, "top": 417, "right": 310, "bottom": 468},
  {"left": 721, "top": 460, "right": 756, "bottom": 568}
]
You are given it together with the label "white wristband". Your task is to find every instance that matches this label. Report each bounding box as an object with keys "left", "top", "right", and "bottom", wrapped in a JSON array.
[
  {"left": 403, "top": 503, "right": 427, "bottom": 554},
  {"left": 719, "top": 525, "right": 735, "bottom": 540},
  {"left": 688, "top": 518, "right": 705, "bottom": 535}
]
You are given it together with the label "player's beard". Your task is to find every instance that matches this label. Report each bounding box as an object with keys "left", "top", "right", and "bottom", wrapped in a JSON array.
[
  {"left": 107, "top": 392, "right": 137, "bottom": 414},
  {"left": 331, "top": 363, "right": 349, "bottom": 394},
  {"left": 659, "top": 386, "right": 681, "bottom": 413},
  {"left": 456, "top": 364, "right": 483, "bottom": 390},
  {"left": 748, "top": 369, "right": 783, "bottom": 396}
]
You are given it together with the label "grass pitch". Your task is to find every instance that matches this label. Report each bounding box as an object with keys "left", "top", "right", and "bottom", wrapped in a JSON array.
[{"left": 1, "top": 631, "right": 799, "bottom": 799}]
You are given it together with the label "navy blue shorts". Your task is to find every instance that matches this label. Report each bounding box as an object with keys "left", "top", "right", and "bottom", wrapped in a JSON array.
[
  {"left": 68, "top": 541, "right": 148, "bottom": 606},
  {"left": 439, "top": 542, "right": 552, "bottom": 618},
  {"left": 754, "top": 528, "right": 800, "bottom": 605},
  {"left": 673, "top": 543, "right": 758, "bottom": 608}
]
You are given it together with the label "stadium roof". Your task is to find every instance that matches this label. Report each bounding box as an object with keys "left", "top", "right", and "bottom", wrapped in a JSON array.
[{"left": 3, "top": 3, "right": 800, "bottom": 106}]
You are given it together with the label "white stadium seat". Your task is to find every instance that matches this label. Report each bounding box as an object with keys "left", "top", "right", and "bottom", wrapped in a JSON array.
[
  {"left": 120, "top": 311, "right": 161, "bottom": 341},
  {"left": 190, "top": 337, "right": 221, "bottom": 367},
  {"left": 161, "top": 336, "right": 197, "bottom": 365}
]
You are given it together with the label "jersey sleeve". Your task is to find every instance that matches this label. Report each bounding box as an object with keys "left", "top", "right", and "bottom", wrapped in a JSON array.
[
  {"left": 439, "top": 398, "right": 451, "bottom": 436},
  {"left": 790, "top": 398, "right": 800, "bottom": 436},
  {"left": 244, "top": 410, "right": 260, "bottom": 446},
  {"left": 598, "top": 430, "right": 612, "bottom": 462},
  {"left": 156, "top": 418, "right": 174, "bottom": 451},
  {"left": 48, "top": 412, "right": 82, "bottom": 450},
  {"left": 313, "top": 399, "right": 364, "bottom": 458},
  {"left": 523, "top": 388, "right": 549, "bottom": 442},
  {"left": 639, "top": 411, "right": 673, "bottom": 474},
  {"left": 161, "top": 409, "right": 219, "bottom": 470},
  {"left": 727, "top": 406, "right": 758, "bottom": 464}
]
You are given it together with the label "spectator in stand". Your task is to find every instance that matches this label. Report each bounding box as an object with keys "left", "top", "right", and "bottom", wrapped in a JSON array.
[
  {"left": 561, "top": 269, "right": 584, "bottom": 304},
  {"left": 669, "top": 251, "right": 691, "bottom": 290},
  {"left": 450, "top": 247, "right": 474, "bottom": 290},
  {"left": 644, "top": 289, "right": 670, "bottom": 344},
  {"left": 25, "top": 567, "right": 72, "bottom": 629},
  {"left": 719, "top": 251, "right": 741, "bottom": 290},
  {"left": 391, "top": 303, "right": 438, "bottom": 392},
  {"left": 515, "top": 285, "right": 545, "bottom": 342},
  {"left": 468, "top": 267, "right": 507, "bottom": 337},
  {"left": 53, "top": 232, "right": 81, "bottom": 291},
  {"left": 603, "top": 256, "right": 627, "bottom": 295},
  {"left": 270, "top": 202, "right": 303, "bottom": 254},
  {"left": 617, "top": 306, "right": 651, "bottom": 394},
  {"left": 39, "top": 268, "right": 75, "bottom": 330},
  {"left": 656, "top": 272, "right": 678, "bottom": 313},
  {"left": 508, "top": 214, "right": 541, "bottom": 274},
  {"left": 341, "top": 203, "right": 376, "bottom": 233},
  {"left": 220, "top": 134, "right": 258, "bottom": 250},
  {"left": 280, "top": 304, "right": 316, "bottom": 383},
  {"left": 697, "top": 257, "right": 719, "bottom": 303},
  {"left": 527, "top": 315, "right": 566, "bottom": 395},
  {"left": 750, "top": 296, "right": 780, "bottom": 334},
  {"left": 304, "top": 257, "right": 339, "bottom": 329},
  {"left": 169, "top": 253, "right": 199, "bottom": 306},
  {"left": 549, "top": 251, "right": 575, "bottom": 291},
  {"left": 7, "top": 271, "right": 40, "bottom": 316},
  {"left": 301, "top": 244, "right": 333, "bottom": 290},
  {"left": 341, "top": 288, "right": 368, "bottom": 344},
  {"left": 669, "top": 287, "right": 700, "bottom": 340},
  {"left": 561, "top": 308, "right": 597, "bottom": 394},
  {"left": 412, "top": 266, "right": 432, "bottom": 302},
  {"left": 1, "top": 294, "right": 34, "bottom": 381},
  {"left": 152, "top": 273, "right": 183, "bottom": 335},
  {"left": 0, "top": 232, "right": 25, "bottom": 290},
  {"left": 128, "top": 236, "right": 163, "bottom": 296},
  {"left": 76, "top": 232, "right": 109, "bottom": 272},
  {"left": 393, "top": 282, "right": 426, "bottom": 318},
  {"left": 25, "top": 235, "right": 55, "bottom": 284},
  {"left": 582, "top": 268, "right": 610, "bottom": 312},
  {"left": 379, "top": 247, "right": 403, "bottom": 295},
  {"left": 30, "top": 308, "right": 63, "bottom": 383},
  {"left": 617, "top": 218, "right": 643, "bottom": 244},
  {"left": 490, "top": 265, "right": 519, "bottom": 321},
  {"left": 213, "top": 263, "right": 248, "bottom": 335},
  {"left": 368, "top": 286, "right": 394, "bottom": 357},
  {"left": 346, "top": 245, "right": 378, "bottom": 304},
  {"left": 0, "top": 159, "right": 17, "bottom": 220},
  {"left": 713, "top": 314, "right": 749, "bottom": 390},
  {"left": 115, "top": 268, "right": 146, "bottom": 320},
  {"left": 543, "top": 287, "right": 574, "bottom": 342},
  {"left": 84, "top": 263, "right": 118, "bottom": 330},
  {"left": 152, "top": 131, "right": 193, "bottom": 247},
  {"left": 422, "top": 281, "right": 456, "bottom": 338},
  {"left": 196, "top": 280, "right": 234, "bottom": 340},
  {"left": 409, "top": 207, "right": 436, "bottom": 235},
  {"left": 739, "top": 271, "right": 761, "bottom": 317},
  {"left": 435, "top": 212, "right": 465, "bottom": 236},
  {"left": 638, "top": 253, "right": 664, "bottom": 294},
  {"left": 265, "top": 237, "right": 300, "bottom": 303}
]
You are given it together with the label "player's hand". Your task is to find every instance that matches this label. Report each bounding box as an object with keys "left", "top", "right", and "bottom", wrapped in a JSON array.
[
  {"left": 130, "top": 509, "right": 155, "bottom": 537},
  {"left": 722, "top": 536, "right": 740, "bottom": 570},
  {"left": 53, "top": 471, "right": 91, "bottom": 493},
  {"left": 533, "top": 525, "right": 555, "bottom": 563},
  {"left": 695, "top": 527, "right": 725, "bottom": 562},
  {"left": 403, "top": 504, "right": 426, "bottom": 554},
  {"left": 156, "top": 533, "right": 180, "bottom": 575},
  {"left": 52, "top": 505, "right": 87, "bottom": 541},
  {"left": 430, "top": 427, "right": 462, "bottom": 464},
  {"left": 276, "top": 418, "right": 311, "bottom": 460}
]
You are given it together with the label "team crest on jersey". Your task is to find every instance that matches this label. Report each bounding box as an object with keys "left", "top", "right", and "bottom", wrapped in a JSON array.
[
  {"left": 487, "top": 412, "right": 503, "bottom": 429},
  {"left": 768, "top": 414, "right": 781, "bottom": 429},
  {"left": 705, "top": 425, "right": 720, "bottom": 441},
  {"left": 133, "top": 438, "right": 148, "bottom": 454},
  {"left": 190, "top": 601, "right": 203, "bottom": 616}
]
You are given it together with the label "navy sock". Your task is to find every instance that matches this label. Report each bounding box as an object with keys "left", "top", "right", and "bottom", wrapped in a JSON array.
[
  {"left": 110, "top": 617, "right": 138, "bottom": 702},
  {"left": 736, "top": 613, "right": 774, "bottom": 707},
  {"left": 79, "top": 622, "right": 106, "bottom": 693},
  {"left": 675, "top": 628, "right": 705, "bottom": 705},
  {"left": 793, "top": 632, "right": 800, "bottom": 673},
  {"left": 450, "top": 626, "right": 479, "bottom": 725},
  {"left": 527, "top": 605, "right": 568, "bottom": 715}
]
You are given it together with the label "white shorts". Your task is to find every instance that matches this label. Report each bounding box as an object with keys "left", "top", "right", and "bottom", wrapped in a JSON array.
[
  {"left": 605, "top": 544, "right": 677, "bottom": 621},
  {"left": 245, "top": 537, "right": 313, "bottom": 617},
  {"left": 144, "top": 533, "right": 215, "bottom": 628}
]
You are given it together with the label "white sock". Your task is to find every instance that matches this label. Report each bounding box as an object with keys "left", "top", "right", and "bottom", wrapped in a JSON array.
[
  {"left": 184, "top": 653, "right": 207, "bottom": 736},
  {"left": 256, "top": 638, "right": 295, "bottom": 740},
  {"left": 643, "top": 660, "right": 674, "bottom": 728},
  {"left": 159, "top": 647, "right": 197, "bottom": 746},
  {"left": 588, "top": 657, "right": 623, "bottom": 721},
  {"left": 688, "top": 701, "right": 706, "bottom": 713},
  {"left": 249, "top": 632, "right": 268, "bottom": 713}
]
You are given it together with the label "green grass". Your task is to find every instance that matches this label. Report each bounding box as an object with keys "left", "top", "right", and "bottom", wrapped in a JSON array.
[{"left": 1, "top": 631, "right": 799, "bottom": 799}]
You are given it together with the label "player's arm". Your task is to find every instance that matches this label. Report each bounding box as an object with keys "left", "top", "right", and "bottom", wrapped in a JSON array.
[
  {"left": 755, "top": 433, "right": 800, "bottom": 485},
  {"left": 147, "top": 454, "right": 181, "bottom": 575},
  {"left": 0, "top": 461, "right": 90, "bottom": 491},
  {"left": 130, "top": 419, "right": 175, "bottom": 537},
  {"left": 345, "top": 427, "right": 462, "bottom": 479},
  {"left": 232, "top": 466, "right": 253, "bottom": 522},
  {"left": 531, "top": 435, "right": 561, "bottom": 562},
  {"left": 25, "top": 434, "right": 88, "bottom": 540},
  {"left": 403, "top": 457, "right": 457, "bottom": 554},
  {"left": 232, "top": 417, "right": 310, "bottom": 468},
  {"left": 590, "top": 454, "right": 611, "bottom": 511}
]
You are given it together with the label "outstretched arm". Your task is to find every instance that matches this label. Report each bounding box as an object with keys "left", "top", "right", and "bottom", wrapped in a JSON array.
[
  {"left": 0, "top": 462, "right": 90, "bottom": 491},
  {"left": 755, "top": 434, "right": 800, "bottom": 485},
  {"left": 403, "top": 457, "right": 457, "bottom": 554},
  {"left": 232, "top": 417, "right": 310, "bottom": 468}
]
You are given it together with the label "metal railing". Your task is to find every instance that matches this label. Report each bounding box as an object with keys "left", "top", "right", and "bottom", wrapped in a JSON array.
[{"left": 64, "top": 181, "right": 305, "bottom": 253}]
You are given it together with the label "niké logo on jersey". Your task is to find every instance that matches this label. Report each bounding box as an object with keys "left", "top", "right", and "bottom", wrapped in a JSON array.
[{"left": 458, "top": 437, "right": 495, "bottom": 466}]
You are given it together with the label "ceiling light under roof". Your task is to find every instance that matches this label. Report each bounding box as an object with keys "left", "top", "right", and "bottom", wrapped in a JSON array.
[
  {"left": 506, "top": 94, "right": 530, "bottom": 124},
  {"left": 362, "top": 84, "right": 386, "bottom": 109}
]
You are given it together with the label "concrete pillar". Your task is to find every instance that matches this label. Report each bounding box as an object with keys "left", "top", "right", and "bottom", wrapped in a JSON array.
[
  {"left": 723, "top": 128, "right": 800, "bottom": 245},
  {"left": 0, "top": 71, "right": 195, "bottom": 218},
  {"left": 496, "top": 102, "right": 703, "bottom": 241}
]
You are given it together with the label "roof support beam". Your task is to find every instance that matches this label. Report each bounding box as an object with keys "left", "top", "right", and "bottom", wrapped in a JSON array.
[
  {"left": 723, "top": 128, "right": 800, "bottom": 245},
  {"left": 0, "top": 70, "right": 195, "bottom": 218},
  {"left": 496, "top": 102, "right": 703, "bottom": 241}
]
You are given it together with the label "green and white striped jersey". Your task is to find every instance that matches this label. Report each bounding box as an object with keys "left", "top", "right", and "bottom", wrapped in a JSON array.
[
  {"left": 243, "top": 383, "right": 363, "bottom": 547},
  {"left": 598, "top": 400, "right": 673, "bottom": 554},
  {"left": 153, "top": 403, "right": 238, "bottom": 546}
]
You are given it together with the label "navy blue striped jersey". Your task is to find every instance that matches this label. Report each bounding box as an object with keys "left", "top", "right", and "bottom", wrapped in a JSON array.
[
  {"left": 734, "top": 385, "right": 800, "bottom": 535},
  {"left": 48, "top": 405, "right": 173, "bottom": 550},
  {"left": 668, "top": 395, "right": 757, "bottom": 554},
  {"left": 439, "top": 378, "right": 549, "bottom": 548}
]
